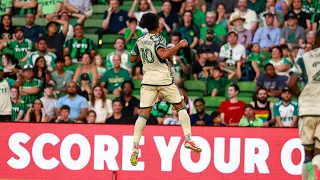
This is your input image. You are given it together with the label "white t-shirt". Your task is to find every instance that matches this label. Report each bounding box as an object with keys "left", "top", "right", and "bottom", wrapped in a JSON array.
[
  {"left": 134, "top": 11, "right": 149, "bottom": 34},
  {"left": 0, "top": 79, "right": 12, "bottom": 115},
  {"left": 88, "top": 99, "right": 113, "bottom": 123},
  {"left": 219, "top": 43, "right": 246, "bottom": 65},
  {"left": 40, "top": 97, "right": 57, "bottom": 119},
  {"left": 230, "top": 9, "right": 258, "bottom": 30}
]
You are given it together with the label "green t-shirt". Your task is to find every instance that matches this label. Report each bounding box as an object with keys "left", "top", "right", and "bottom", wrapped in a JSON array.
[
  {"left": 193, "top": 9, "right": 206, "bottom": 28},
  {"left": 7, "top": 39, "right": 34, "bottom": 61},
  {"left": 124, "top": 29, "right": 143, "bottom": 51},
  {"left": 239, "top": 117, "right": 264, "bottom": 127},
  {"left": 102, "top": 68, "right": 130, "bottom": 92},
  {"left": 64, "top": 64, "right": 78, "bottom": 75},
  {"left": 11, "top": 100, "right": 26, "bottom": 121},
  {"left": 20, "top": 78, "right": 43, "bottom": 108},
  {"left": 38, "top": 0, "right": 63, "bottom": 15},
  {"left": 105, "top": 51, "right": 131, "bottom": 70},
  {"left": 160, "top": 30, "right": 171, "bottom": 44},
  {"left": 170, "top": 56, "right": 187, "bottom": 78},
  {"left": 176, "top": 24, "right": 200, "bottom": 45},
  {"left": 64, "top": 37, "right": 96, "bottom": 60},
  {"left": 247, "top": 52, "right": 265, "bottom": 68},
  {"left": 273, "top": 100, "right": 299, "bottom": 126},
  {"left": 0, "top": 0, "right": 12, "bottom": 16},
  {"left": 200, "top": 25, "right": 227, "bottom": 45},
  {"left": 248, "top": 0, "right": 266, "bottom": 14},
  {"left": 15, "top": 0, "right": 36, "bottom": 15},
  {"left": 207, "top": 76, "right": 230, "bottom": 96},
  {"left": 151, "top": 100, "right": 170, "bottom": 117}
]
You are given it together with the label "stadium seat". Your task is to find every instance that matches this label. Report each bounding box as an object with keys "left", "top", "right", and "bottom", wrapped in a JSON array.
[
  {"left": 84, "top": 34, "right": 99, "bottom": 45},
  {"left": 93, "top": 5, "right": 106, "bottom": 14},
  {"left": 91, "top": 14, "right": 104, "bottom": 19},
  {"left": 184, "top": 80, "right": 206, "bottom": 98},
  {"left": 238, "top": 97, "right": 253, "bottom": 104},
  {"left": 102, "top": 34, "right": 122, "bottom": 44},
  {"left": 237, "top": 81, "right": 256, "bottom": 98},
  {"left": 35, "top": 18, "right": 47, "bottom": 26},
  {"left": 188, "top": 96, "right": 199, "bottom": 102},
  {"left": 132, "top": 79, "right": 142, "bottom": 89},
  {"left": 84, "top": 19, "right": 103, "bottom": 34},
  {"left": 268, "top": 97, "right": 279, "bottom": 103},
  {"left": 97, "top": 48, "right": 114, "bottom": 58},
  {"left": 12, "top": 17, "right": 25, "bottom": 26},
  {"left": 204, "top": 96, "right": 226, "bottom": 112}
]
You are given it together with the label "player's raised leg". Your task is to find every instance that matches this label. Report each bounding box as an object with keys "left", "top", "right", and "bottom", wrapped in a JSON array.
[{"left": 130, "top": 85, "right": 157, "bottom": 166}]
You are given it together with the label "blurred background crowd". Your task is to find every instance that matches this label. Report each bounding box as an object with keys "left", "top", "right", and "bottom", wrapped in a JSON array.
[{"left": 0, "top": 0, "right": 316, "bottom": 127}]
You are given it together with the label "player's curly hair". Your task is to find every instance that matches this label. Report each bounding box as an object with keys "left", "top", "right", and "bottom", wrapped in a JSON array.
[{"left": 139, "top": 12, "right": 159, "bottom": 31}]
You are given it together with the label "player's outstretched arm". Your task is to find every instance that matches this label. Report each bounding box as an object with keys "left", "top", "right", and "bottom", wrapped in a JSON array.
[{"left": 157, "top": 40, "right": 188, "bottom": 60}]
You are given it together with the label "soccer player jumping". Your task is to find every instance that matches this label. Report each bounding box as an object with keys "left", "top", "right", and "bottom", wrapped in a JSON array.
[{"left": 129, "top": 12, "right": 202, "bottom": 166}]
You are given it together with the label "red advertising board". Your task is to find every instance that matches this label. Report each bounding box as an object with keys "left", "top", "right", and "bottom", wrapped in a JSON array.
[{"left": 0, "top": 123, "right": 303, "bottom": 180}]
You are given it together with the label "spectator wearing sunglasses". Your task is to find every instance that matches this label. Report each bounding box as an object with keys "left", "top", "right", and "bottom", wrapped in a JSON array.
[{"left": 252, "top": 13, "right": 281, "bottom": 52}]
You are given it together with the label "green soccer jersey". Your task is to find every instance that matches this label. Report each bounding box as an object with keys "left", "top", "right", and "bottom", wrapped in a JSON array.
[
  {"left": 247, "top": 52, "right": 265, "bottom": 68},
  {"left": 64, "top": 37, "right": 96, "bottom": 60},
  {"left": 20, "top": 78, "right": 43, "bottom": 108},
  {"left": 15, "top": 0, "right": 36, "bottom": 15},
  {"left": 64, "top": 64, "right": 78, "bottom": 75},
  {"left": 7, "top": 39, "right": 33, "bottom": 61},
  {"left": 193, "top": 9, "right": 206, "bottom": 28},
  {"left": 11, "top": 100, "right": 26, "bottom": 121},
  {"left": 124, "top": 29, "right": 143, "bottom": 51},
  {"left": 207, "top": 76, "right": 230, "bottom": 96},
  {"left": 151, "top": 100, "right": 170, "bottom": 117},
  {"left": 106, "top": 51, "right": 131, "bottom": 70},
  {"left": 0, "top": 0, "right": 12, "bottom": 16},
  {"left": 38, "top": 0, "right": 63, "bottom": 15},
  {"left": 102, "top": 68, "right": 130, "bottom": 92}
]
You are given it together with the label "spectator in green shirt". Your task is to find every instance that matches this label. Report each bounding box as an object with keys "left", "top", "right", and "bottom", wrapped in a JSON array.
[
  {"left": 207, "top": 66, "right": 235, "bottom": 96},
  {"left": 247, "top": 43, "right": 266, "bottom": 68},
  {"left": 13, "top": 0, "right": 37, "bottom": 15},
  {"left": 176, "top": 11, "right": 200, "bottom": 49},
  {"left": 239, "top": 104, "right": 264, "bottom": 127},
  {"left": 36, "top": 0, "right": 64, "bottom": 21},
  {"left": 124, "top": 17, "right": 143, "bottom": 51},
  {"left": 101, "top": 54, "right": 130, "bottom": 95},
  {"left": 0, "top": 0, "right": 12, "bottom": 16},
  {"left": 185, "top": 0, "right": 206, "bottom": 28}
]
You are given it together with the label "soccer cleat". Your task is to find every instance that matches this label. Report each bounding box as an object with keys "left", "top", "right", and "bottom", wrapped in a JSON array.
[
  {"left": 184, "top": 140, "right": 202, "bottom": 153},
  {"left": 130, "top": 147, "right": 139, "bottom": 166}
]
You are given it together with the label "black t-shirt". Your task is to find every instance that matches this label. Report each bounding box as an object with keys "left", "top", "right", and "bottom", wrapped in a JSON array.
[
  {"left": 169, "top": 0, "right": 185, "bottom": 13},
  {"left": 42, "top": 32, "right": 65, "bottom": 57},
  {"left": 105, "top": 115, "right": 135, "bottom": 124},
  {"left": 314, "top": 13, "right": 320, "bottom": 30},
  {"left": 76, "top": 88, "right": 89, "bottom": 101},
  {"left": 103, "top": 10, "right": 128, "bottom": 33},
  {"left": 285, "top": 11, "right": 310, "bottom": 29},
  {"left": 120, "top": 95, "right": 140, "bottom": 117},
  {"left": 158, "top": 11, "right": 180, "bottom": 29},
  {"left": 4, "top": 64, "right": 21, "bottom": 80},
  {"left": 197, "top": 43, "right": 220, "bottom": 53},
  {"left": 0, "top": 26, "right": 15, "bottom": 40}
]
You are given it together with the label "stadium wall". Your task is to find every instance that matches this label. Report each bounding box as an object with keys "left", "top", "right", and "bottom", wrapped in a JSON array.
[{"left": 0, "top": 123, "right": 304, "bottom": 180}]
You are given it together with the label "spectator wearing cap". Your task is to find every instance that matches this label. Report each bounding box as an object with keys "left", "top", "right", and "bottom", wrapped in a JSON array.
[
  {"left": 124, "top": 17, "right": 143, "bottom": 51},
  {"left": 51, "top": 57, "right": 73, "bottom": 94},
  {"left": 101, "top": 54, "right": 130, "bottom": 95},
  {"left": 36, "top": 0, "right": 63, "bottom": 21},
  {"left": 158, "top": 0, "right": 179, "bottom": 30},
  {"left": 230, "top": 14, "right": 253, "bottom": 49},
  {"left": 40, "top": 84, "right": 57, "bottom": 121},
  {"left": 229, "top": 0, "right": 258, "bottom": 32},
  {"left": 128, "top": 0, "right": 158, "bottom": 34},
  {"left": 96, "top": 0, "right": 128, "bottom": 38},
  {"left": 27, "top": 38, "right": 57, "bottom": 72},
  {"left": 0, "top": 65, "right": 15, "bottom": 122},
  {"left": 207, "top": 66, "right": 235, "bottom": 97},
  {"left": 56, "top": 82, "right": 88, "bottom": 122},
  {"left": 55, "top": 105, "right": 74, "bottom": 123},
  {"left": 63, "top": 24, "right": 96, "bottom": 61},
  {"left": 106, "top": 38, "right": 132, "bottom": 72},
  {"left": 256, "top": 63, "right": 287, "bottom": 97},
  {"left": 273, "top": 87, "right": 299, "bottom": 127},
  {"left": 176, "top": 11, "right": 200, "bottom": 49},
  {"left": 23, "top": 13, "right": 45, "bottom": 43},
  {"left": 280, "top": 13, "right": 305, "bottom": 46},
  {"left": 190, "top": 98, "right": 211, "bottom": 126},
  {"left": 219, "top": 84, "right": 246, "bottom": 126},
  {"left": 184, "top": 0, "right": 206, "bottom": 28},
  {"left": 42, "top": 19, "right": 69, "bottom": 57},
  {"left": 62, "top": 0, "right": 93, "bottom": 18},
  {"left": 0, "top": 27, "right": 33, "bottom": 62},
  {"left": 253, "top": 12, "right": 281, "bottom": 51},
  {"left": 58, "top": 11, "right": 86, "bottom": 41},
  {"left": 197, "top": 29, "right": 220, "bottom": 63},
  {"left": 258, "top": 0, "right": 284, "bottom": 28},
  {"left": 236, "top": 54, "right": 260, "bottom": 81},
  {"left": 14, "top": 64, "right": 42, "bottom": 108},
  {"left": 210, "top": 112, "right": 226, "bottom": 126},
  {"left": 239, "top": 104, "right": 264, "bottom": 127},
  {"left": 76, "top": 73, "right": 91, "bottom": 101},
  {"left": 200, "top": 11, "right": 227, "bottom": 46},
  {"left": 192, "top": 47, "right": 214, "bottom": 81},
  {"left": 219, "top": 30, "right": 246, "bottom": 66},
  {"left": 13, "top": 0, "right": 37, "bottom": 15},
  {"left": 285, "top": 0, "right": 311, "bottom": 32}
]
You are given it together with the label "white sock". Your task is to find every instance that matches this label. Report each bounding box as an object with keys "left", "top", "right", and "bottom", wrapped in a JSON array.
[
  {"left": 133, "top": 115, "right": 148, "bottom": 147},
  {"left": 178, "top": 108, "right": 192, "bottom": 141}
]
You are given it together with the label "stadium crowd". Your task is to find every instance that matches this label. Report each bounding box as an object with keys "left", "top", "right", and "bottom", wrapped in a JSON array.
[{"left": 0, "top": 0, "right": 317, "bottom": 127}]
